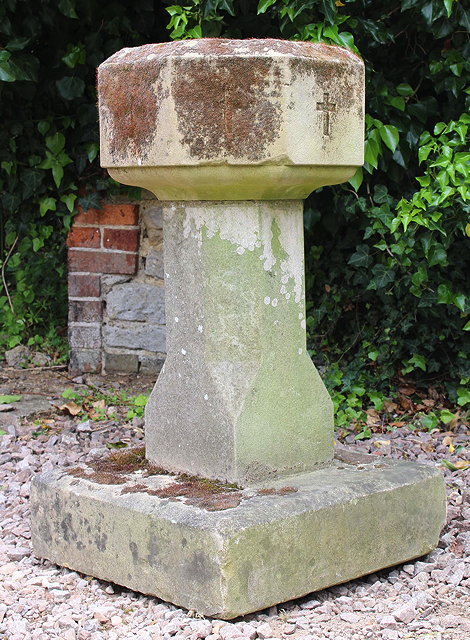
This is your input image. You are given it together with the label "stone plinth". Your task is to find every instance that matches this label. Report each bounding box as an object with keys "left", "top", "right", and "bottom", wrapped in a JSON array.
[
  {"left": 31, "top": 451, "right": 445, "bottom": 619},
  {"left": 31, "top": 38, "right": 446, "bottom": 618}
]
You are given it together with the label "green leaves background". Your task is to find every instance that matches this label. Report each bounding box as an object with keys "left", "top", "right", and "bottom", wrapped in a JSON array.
[{"left": 0, "top": 0, "right": 469, "bottom": 398}]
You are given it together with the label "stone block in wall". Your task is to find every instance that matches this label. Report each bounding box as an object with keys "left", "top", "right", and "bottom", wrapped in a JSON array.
[
  {"left": 104, "top": 352, "right": 139, "bottom": 374},
  {"left": 102, "top": 323, "right": 166, "bottom": 352},
  {"left": 101, "top": 275, "right": 131, "bottom": 295},
  {"left": 141, "top": 204, "right": 163, "bottom": 242},
  {"left": 67, "top": 199, "right": 167, "bottom": 375},
  {"left": 139, "top": 354, "right": 165, "bottom": 375},
  {"left": 144, "top": 248, "right": 164, "bottom": 279},
  {"left": 69, "top": 349, "right": 102, "bottom": 375},
  {"left": 69, "top": 325, "right": 101, "bottom": 349},
  {"left": 105, "top": 283, "right": 165, "bottom": 323}
]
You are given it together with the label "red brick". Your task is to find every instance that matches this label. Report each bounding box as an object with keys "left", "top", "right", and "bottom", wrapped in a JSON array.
[
  {"left": 74, "top": 204, "right": 138, "bottom": 226},
  {"left": 66, "top": 226, "right": 101, "bottom": 248},
  {"left": 68, "top": 250, "right": 137, "bottom": 275},
  {"left": 68, "top": 300, "right": 103, "bottom": 323},
  {"left": 103, "top": 228, "right": 139, "bottom": 252},
  {"left": 68, "top": 274, "right": 101, "bottom": 298}
]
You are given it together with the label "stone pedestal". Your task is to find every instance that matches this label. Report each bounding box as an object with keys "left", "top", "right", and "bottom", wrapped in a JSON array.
[
  {"left": 31, "top": 39, "right": 446, "bottom": 618},
  {"left": 146, "top": 200, "right": 333, "bottom": 484}
]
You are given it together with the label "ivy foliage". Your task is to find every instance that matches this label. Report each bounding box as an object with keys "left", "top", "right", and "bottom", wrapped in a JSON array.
[
  {"left": 0, "top": 0, "right": 469, "bottom": 401},
  {"left": 0, "top": 0, "right": 168, "bottom": 351},
  {"left": 163, "top": 0, "right": 470, "bottom": 396}
]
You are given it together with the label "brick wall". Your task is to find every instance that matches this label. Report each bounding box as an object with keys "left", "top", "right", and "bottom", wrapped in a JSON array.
[{"left": 67, "top": 200, "right": 166, "bottom": 376}]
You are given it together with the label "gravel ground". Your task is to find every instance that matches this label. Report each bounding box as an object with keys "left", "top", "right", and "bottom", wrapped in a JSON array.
[{"left": 0, "top": 408, "right": 468, "bottom": 640}]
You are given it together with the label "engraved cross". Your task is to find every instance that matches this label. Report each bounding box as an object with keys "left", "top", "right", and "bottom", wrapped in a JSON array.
[{"left": 316, "top": 92, "right": 336, "bottom": 137}]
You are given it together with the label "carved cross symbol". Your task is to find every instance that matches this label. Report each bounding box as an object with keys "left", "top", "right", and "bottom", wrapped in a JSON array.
[{"left": 316, "top": 92, "right": 336, "bottom": 137}]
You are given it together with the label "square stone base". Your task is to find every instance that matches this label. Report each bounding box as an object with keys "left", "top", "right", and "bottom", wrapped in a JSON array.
[{"left": 30, "top": 450, "right": 446, "bottom": 619}]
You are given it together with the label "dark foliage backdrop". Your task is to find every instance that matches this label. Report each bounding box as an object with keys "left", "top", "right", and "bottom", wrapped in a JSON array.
[{"left": 0, "top": 0, "right": 468, "bottom": 421}]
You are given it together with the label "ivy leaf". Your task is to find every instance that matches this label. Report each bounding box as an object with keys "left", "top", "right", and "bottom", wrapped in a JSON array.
[
  {"left": 348, "top": 166, "right": 363, "bottom": 191},
  {"left": 411, "top": 265, "right": 428, "bottom": 287},
  {"left": 0, "top": 395, "right": 22, "bottom": 404},
  {"left": 336, "top": 31, "right": 356, "bottom": 51},
  {"left": 348, "top": 245, "right": 371, "bottom": 268},
  {"left": 441, "top": 459, "right": 470, "bottom": 471},
  {"left": 133, "top": 394, "right": 148, "bottom": 407},
  {"left": 364, "top": 137, "right": 380, "bottom": 169},
  {"left": 321, "top": 0, "right": 337, "bottom": 25},
  {"left": 6, "top": 37, "right": 30, "bottom": 51},
  {"left": 443, "top": 0, "right": 454, "bottom": 18},
  {"left": 437, "top": 284, "right": 453, "bottom": 305},
  {"left": 56, "top": 76, "right": 85, "bottom": 100},
  {"left": 457, "top": 388, "right": 470, "bottom": 406},
  {"left": 0, "top": 51, "right": 15, "bottom": 82},
  {"left": 396, "top": 83, "right": 413, "bottom": 96},
  {"left": 58, "top": 0, "right": 78, "bottom": 19},
  {"left": 257, "top": 0, "right": 277, "bottom": 13},
  {"left": 367, "top": 264, "right": 395, "bottom": 290},
  {"left": 46, "top": 133, "right": 65, "bottom": 155},
  {"left": 21, "top": 169, "right": 43, "bottom": 199},
  {"left": 52, "top": 163, "right": 64, "bottom": 188},
  {"left": 39, "top": 197, "right": 57, "bottom": 217},
  {"left": 8, "top": 54, "right": 39, "bottom": 82},
  {"left": 421, "top": 1, "right": 433, "bottom": 24},
  {"left": 379, "top": 125, "right": 399, "bottom": 152},
  {"left": 60, "top": 193, "right": 77, "bottom": 213}
]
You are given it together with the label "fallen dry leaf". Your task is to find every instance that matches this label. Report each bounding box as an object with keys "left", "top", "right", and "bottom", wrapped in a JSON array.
[
  {"left": 92, "top": 399, "right": 106, "bottom": 411},
  {"left": 422, "top": 398, "right": 435, "bottom": 407},
  {"left": 441, "top": 459, "right": 470, "bottom": 471},
  {"left": 59, "top": 401, "right": 81, "bottom": 416},
  {"left": 399, "top": 395, "right": 413, "bottom": 411},
  {"left": 421, "top": 442, "right": 434, "bottom": 453},
  {"left": 442, "top": 435, "right": 455, "bottom": 453},
  {"left": 366, "top": 409, "right": 380, "bottom": 426},
  {"left": 398, "top": 386, "right": 416, "bottom": 396},
  {"left": 383, "top": 401, "right": 398, "bottom": 413},
  {"left": 373, "top": 439, "right": 391, "bottom": 448}
]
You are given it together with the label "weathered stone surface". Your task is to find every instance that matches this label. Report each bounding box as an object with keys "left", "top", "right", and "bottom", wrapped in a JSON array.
[
  {"left": 104, "top": 352, "right": 139, "bottom": 373},
  {"left": 105, "top": 282, "right": 165, "bottom": 323},
  {"left": 98, "top": 39, "right": 364, "bottom": 200},
  {"left": 68, "top": 325, "right": 101, "bottom": 349},
  {"left": 102, "top": 322, "right": 166, "bottom": 352},
  {"left": 144, "top": 248, "right": 164, "bottom": 279},
  {"left": 139, "top": 354, "right": 165, "bottom": 374},
  {"left": 141, "top": 203, "right": 163, "bottom": 236},
  {"left": 100, "top": 274, "right": 130, "bottom": 294},
  {"left": 5, "top": 345, "right": 31, "bottom": 367},
  {"left": 69, "top": 349, "right": 102, "bottom": 375},
  {"left": 145, "top": 201, "right": 333, "bottom": 484},
  {"left": 30, "top": 452, "right": 446, "bottom": 619}
]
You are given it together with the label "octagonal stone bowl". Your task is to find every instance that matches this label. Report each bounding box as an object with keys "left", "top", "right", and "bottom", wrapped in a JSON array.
[{"left": 98, "top": 38, "right": 364, "bottom": 200}]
